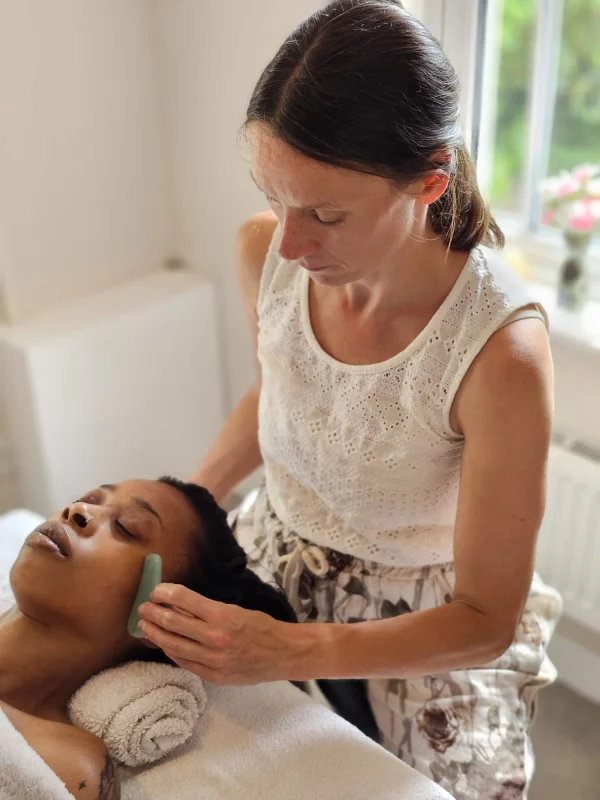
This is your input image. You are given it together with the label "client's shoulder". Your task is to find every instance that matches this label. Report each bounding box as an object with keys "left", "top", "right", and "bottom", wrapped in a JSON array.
[{"left": 1, "top": 702, "right": 120, "bottom": 799}]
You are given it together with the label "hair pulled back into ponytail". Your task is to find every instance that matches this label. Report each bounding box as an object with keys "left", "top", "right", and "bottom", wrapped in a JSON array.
[{"left": 245, "top": 0, "right": 504, "bottom": 252}]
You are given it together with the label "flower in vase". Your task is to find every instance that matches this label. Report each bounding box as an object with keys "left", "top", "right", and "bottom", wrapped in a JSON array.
[
  {"left": 567, "top": 201, "right": 596, "bottom": 234},
  {"left": 573, "top": 163, "right": 599, "bottom": 183},
  {"left": 540, "top": 163, "right": 600, "bottom": 236}
]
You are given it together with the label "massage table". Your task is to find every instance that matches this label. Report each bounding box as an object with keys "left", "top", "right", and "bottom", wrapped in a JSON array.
[{"left": 0, "top": 509, "right": 452, "bottom": 799}]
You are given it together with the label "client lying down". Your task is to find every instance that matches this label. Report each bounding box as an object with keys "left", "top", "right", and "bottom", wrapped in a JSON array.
[{"left": 0, "top": 477, "right": 295, "bottom": 799}]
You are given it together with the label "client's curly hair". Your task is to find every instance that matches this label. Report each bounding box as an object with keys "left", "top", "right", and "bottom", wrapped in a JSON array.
[{"left": 137, "top": 477, "right": 296, "bottom": 666}]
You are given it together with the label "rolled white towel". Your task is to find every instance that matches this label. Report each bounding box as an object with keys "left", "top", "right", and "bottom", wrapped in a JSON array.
[{"left": 68, "top": 661, "right": 208, "bottom": 768}]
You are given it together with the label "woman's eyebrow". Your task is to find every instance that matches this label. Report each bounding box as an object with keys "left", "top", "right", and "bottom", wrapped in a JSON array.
[{"left": 248, "top": 170, "right": 340, "bottom": 210}]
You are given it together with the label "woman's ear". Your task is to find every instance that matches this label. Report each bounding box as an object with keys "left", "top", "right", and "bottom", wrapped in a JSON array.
[{"left": 418, "top": 171, "right": 450, "bottom": 206}]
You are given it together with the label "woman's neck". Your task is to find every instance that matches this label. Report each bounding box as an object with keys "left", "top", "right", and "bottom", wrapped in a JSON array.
[
  {"left": 0, "top": 607, "right": 112, "bottom": 721},
  {"left": 344, "top": 224, "right": 468, "bottom": 318}
]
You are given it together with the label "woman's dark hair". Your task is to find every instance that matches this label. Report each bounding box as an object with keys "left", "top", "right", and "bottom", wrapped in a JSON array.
[
  {"left": 245, "top": 0, "right": 503, "bottom": 252},
  {"left": 137, "top": 477, "right": 296, "bottom": 666}
]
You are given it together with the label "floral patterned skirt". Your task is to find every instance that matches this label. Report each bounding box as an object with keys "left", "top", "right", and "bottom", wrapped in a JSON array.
[{"left": 232, "top": 489, "right": 562, "bottom": 800}]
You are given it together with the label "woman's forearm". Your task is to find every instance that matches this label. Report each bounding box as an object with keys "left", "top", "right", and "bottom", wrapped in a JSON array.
[
  {"left": 284, "top": 601, "right": 511, "bottom": 682},
  {"left": 189, "top": 383, "right": 263, "bottom": 504}
]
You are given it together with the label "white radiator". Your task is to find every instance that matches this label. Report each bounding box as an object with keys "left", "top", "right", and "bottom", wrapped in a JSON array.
[{"left": 536, "top": 439, "right": 600, "bottom": 634}]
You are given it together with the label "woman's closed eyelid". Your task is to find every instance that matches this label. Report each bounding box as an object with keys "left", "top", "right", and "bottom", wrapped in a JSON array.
[
  {"left": 314, "top": 211, "right": 343, "bottom": 225},
  {"left": 266, "top": 195, "right": 343, "bottom": 222}
]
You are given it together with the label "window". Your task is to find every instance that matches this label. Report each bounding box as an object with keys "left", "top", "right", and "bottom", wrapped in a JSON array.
[
  {"left": 406, "top": 0, "right": 483, "bottom": 153},
  {"left": 406, "top": 1, "right": 600, "bottom": 295},
  {"left": 479, "top": 0, "right": 600, "bottom": 224},
  {"left": 475, "top": 0, "right": 600, "bottom": 294}
]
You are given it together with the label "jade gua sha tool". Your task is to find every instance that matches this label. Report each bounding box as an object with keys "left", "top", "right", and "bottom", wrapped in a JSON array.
[{"left": 127, "top": 553, "right": 163, "bottom": 638}]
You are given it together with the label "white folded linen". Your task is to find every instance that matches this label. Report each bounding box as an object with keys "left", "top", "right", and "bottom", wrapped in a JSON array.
[{"left": 68, "top": 660, "right": 207, "bottom": 767}]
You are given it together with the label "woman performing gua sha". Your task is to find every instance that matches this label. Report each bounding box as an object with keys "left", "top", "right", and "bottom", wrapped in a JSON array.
[
  {"left": 137, "top": 2, "right": 562, "bottom": 798},
  {"left": 0, "top": 478, "right": 295, "bottom": 799}
]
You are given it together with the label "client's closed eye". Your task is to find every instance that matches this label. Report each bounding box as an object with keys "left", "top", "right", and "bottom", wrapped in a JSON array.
[{"left": 115, "top": 520, "right": 138, "bottom": 540}]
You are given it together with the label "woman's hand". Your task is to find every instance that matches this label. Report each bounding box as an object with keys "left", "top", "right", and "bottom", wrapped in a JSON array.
[{"left": 137, "top": 584, "right": 300, "bottom": 685}]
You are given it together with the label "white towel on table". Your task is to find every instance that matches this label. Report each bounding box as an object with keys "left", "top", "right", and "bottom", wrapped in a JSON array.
[
  {"left": 68, "top": 661, "right": 207, "bottom": 767},
  {"left": 120, "top": 680, "right": 454, "bottom": 800}
]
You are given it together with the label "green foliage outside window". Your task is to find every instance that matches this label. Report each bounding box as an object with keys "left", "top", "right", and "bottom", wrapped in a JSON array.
[{"left": 491, "top": 0, "right": 600, "bottom": 212}]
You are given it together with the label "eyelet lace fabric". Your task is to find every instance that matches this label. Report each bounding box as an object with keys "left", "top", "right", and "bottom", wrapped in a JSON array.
[{"left": 257, "top": 228, "right": 538, "bottom": 567}]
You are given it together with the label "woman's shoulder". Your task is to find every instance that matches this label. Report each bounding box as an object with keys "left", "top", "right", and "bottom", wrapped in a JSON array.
[
  {"left": 1, "top": 701, "right": 120, "bottom": 799},
  {"left": 470, "top": 245, "right": 534, "bottom": 307},
  {"left": 235, "top": 210, "right": 279, "bottom": 284}
]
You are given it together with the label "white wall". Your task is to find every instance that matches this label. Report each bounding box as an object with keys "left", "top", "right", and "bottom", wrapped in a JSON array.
[
  {"left": 0, "top": 0, "right": 176, "bottom": 510},
  {"left": 149, "top": 0, "right": 320, "bottom": 407},
  {"left": 0, "top": 0, "right": 173, "bottom": 323}
]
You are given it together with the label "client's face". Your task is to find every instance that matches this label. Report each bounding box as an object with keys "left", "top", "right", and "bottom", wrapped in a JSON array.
[{"left": 10, "top": 481, "right": 198, "bottom": 652}]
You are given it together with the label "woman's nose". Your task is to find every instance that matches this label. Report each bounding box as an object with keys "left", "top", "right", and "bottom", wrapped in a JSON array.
[
  {"left": 61, "top": 502, "right": 96, "bottom": 536},
  {"left": 278, "top": 217, "right": 317, "bottom": 262}
]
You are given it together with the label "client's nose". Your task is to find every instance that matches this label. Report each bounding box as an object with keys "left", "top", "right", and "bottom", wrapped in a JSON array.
[{"left": 62, "top": 502, "right": 95, "bottom": 535}]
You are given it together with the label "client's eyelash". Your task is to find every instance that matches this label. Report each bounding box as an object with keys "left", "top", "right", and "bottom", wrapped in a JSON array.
[{"left": 115, "top": 520, "right": 137, "bottom": 540}]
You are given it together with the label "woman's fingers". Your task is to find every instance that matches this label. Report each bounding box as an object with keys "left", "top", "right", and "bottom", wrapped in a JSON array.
[
  {"left": 138, "top": 619, "right": 224, "bottom": 669},
  {"left": 138, "top": 602, "right": 223, "bottom": 648},
  {"left": 150, "top": 583, "right": 223, "bottom": 621}
]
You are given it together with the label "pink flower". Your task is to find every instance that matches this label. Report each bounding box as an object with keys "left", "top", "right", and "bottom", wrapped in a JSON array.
[
  {"left": 568, "top": 213, "right": 595, "bottom": 233},
  {"left": 565, "top": 200, "right": 597, "bottom": 233},
  {"left": 541, "top": 209, "right": 556, "bottom": 226},
  {"left": 557, "top": 174, "right": 580, "bottom": 197},
  {"left": 573, "top": 163, "right": 600, "bottom": 183}
]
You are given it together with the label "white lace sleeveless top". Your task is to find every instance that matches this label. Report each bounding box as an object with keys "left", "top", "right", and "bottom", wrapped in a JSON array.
[{"left": 257, "top": 226, "right": 544, "bottom": 567}]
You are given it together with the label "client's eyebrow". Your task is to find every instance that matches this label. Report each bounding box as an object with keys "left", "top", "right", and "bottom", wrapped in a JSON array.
[
  {"left": 133, "top": 498, "right": 163, "bottom": 527},
  {"left": 100, "top": 484, "right": 162, "bottom": 527}
]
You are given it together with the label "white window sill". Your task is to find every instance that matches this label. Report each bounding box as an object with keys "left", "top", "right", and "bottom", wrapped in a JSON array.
[
  {"left": 528, "top": 281, "right": 600, "bottom": 355},
  {"left": 495, "top": 213, "right": 600, "bottom": 355}
]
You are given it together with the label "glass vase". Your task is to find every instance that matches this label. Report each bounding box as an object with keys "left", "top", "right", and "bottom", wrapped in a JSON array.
[{"left": 557, "top": 230, "right": 591, "bottom": 312}]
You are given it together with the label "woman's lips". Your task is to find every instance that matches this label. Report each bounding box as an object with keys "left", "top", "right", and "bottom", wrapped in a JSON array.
[{"left": 26, "top": 521, "right": 72, "bottom": 558}]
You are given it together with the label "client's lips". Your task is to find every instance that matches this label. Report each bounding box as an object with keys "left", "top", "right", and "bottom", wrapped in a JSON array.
[{"left": 26, "top": 521, "right": 72, "bottom": 558}]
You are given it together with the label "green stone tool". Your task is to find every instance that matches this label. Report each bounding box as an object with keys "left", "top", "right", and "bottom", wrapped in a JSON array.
[{"left": 127, "top": 553, "right": 163, "bottom": 638}]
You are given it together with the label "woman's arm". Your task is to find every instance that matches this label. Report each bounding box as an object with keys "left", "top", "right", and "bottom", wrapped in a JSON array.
[
  {"left": 189, "top": 211, "right": 278, "bottom": 503},
  {"left": 291, "top": 316, "right": 554, "bottom": 680},
  {"left": 189, "top": 384, "right": 262, "bottom": 504}
]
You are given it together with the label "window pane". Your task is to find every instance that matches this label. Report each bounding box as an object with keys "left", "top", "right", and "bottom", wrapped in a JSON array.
[
  {"left": 488, "top": 0, "right": 536, "bottom": 213},
  {"left": 546, "top": 0, "right": 600, "bottom": 177}
]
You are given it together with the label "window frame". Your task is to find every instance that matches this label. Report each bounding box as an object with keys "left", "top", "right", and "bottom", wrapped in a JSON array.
[{"left": 441, "top": 0, "right": 600, "bottom": 297}]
